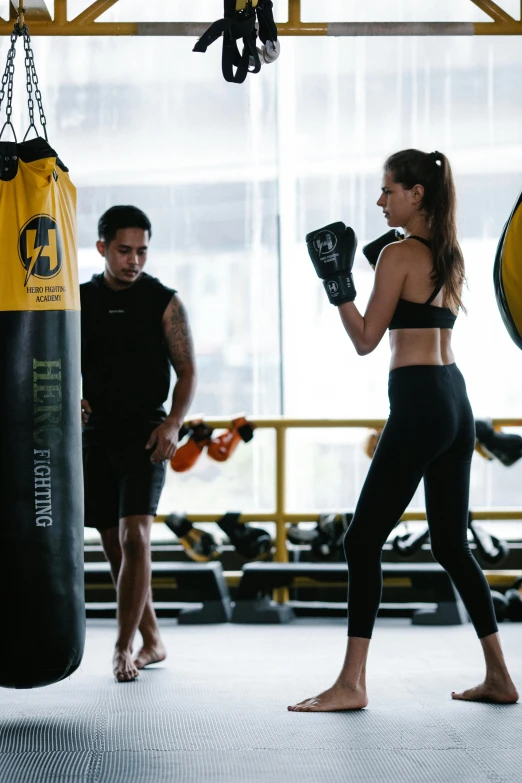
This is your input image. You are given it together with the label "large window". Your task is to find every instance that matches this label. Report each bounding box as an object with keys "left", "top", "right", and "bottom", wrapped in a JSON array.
[{"left": 13, "top": 8, "right": 522, "bottom": 525}]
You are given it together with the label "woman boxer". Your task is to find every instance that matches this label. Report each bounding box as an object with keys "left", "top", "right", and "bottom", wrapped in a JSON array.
[{"left": 289, "top": 149, "right": 518, "bottom": 711}]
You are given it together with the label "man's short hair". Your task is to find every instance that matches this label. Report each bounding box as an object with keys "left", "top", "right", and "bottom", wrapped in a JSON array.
[{"left": 98, "top": 205, "right": 152, "bottom": 244}]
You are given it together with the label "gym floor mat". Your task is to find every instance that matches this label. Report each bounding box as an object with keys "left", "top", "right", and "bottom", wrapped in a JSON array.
[{"left": 1, "top": 619, "right": 520, "bottom": 782}]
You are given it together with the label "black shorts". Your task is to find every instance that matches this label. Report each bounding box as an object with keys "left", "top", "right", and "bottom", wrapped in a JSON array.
[{"left": 83, "top": 438, "right": 166, "bottom": 532}]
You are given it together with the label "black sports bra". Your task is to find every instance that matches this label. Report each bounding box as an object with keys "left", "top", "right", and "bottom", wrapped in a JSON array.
[{"left": 388, "top": 236, "right": 457, "bottom": 331}]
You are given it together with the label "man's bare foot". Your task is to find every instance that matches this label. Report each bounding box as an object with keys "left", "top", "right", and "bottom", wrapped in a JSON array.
[
  {"left": 288, "top": 683, "right": 368, "bottom": 712},
  {"left": 452, "top": 674, "right": 519, "bottom": 704},
  {"left": 113, "top": 649, "right": 139, "bottom": 682},
  {"left": 133, "top": 641, "right": 167, "bottom": 670}
]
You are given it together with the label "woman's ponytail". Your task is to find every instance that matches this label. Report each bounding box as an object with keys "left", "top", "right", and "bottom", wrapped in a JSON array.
[{"left": 385, "top": 149, "right": 466, "bottom": 313}]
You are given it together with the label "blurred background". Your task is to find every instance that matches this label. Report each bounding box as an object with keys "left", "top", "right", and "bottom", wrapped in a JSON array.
[{"left": 6, "top": 0, "right": 522, "bottom": 532}]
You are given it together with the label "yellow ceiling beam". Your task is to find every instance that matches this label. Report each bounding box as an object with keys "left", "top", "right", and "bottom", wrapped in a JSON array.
[
  {"left": 54, "top": 0, "right": 66, "bottom": 24},
  {"left": 9, "top": 0, "right": 51, "bottom": 22},
  {"left": 0, "top": 0, "right": 521, "bottom": 36},
  {"left": 470, "top": 0, "right": 516, "bottom": 24},
  {"left": 2, "top": 21, "right": 521, "bottom": 36},
  {"left": 474, "top": 22, "right": 522, "bottom": 33},
  {"left": 470, "top": 0, "right": 522, "bottom": 32},
  {"left": 0, "top": 20, "right": 136, "bottom": 33},
  {"left": 71, "top": 0, "right": 119, "bottom": 26}
]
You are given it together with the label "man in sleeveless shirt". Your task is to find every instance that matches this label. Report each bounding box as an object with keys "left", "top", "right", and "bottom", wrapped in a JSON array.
[{"left": 80, "top": 205, "right": 197, "bottom": 682}]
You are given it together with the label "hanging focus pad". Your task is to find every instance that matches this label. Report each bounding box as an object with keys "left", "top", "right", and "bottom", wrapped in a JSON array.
[
  {"left": 0, "top": 136, "right": 85, "bottom": 688},
  {"left": 494, "top": 190, "right": 522, "bottom": 350}
]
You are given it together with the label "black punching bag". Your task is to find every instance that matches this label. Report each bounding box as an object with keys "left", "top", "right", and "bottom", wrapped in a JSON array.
[{"left": 0, "top": 135, "right": 85, "bottom": 688}]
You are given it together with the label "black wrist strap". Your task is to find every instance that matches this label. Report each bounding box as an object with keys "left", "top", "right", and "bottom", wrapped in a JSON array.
[{"left": 323, "top": 272, "right": 356, "bottom": 305}]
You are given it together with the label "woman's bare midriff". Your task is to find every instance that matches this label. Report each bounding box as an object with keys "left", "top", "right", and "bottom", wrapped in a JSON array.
[{"left": 389, "top": 327, "right": 455, "bottom": 371}]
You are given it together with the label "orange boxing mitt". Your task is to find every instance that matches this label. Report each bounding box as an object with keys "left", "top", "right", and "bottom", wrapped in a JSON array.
[
  {"left": 170, "top": 419, "right": 213, "bottom": 473},
  {"left": 207, "top": 416, "right": 255, "bottom": 463}
]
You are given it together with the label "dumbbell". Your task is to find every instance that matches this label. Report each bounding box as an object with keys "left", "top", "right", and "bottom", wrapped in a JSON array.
[
  {"left": 164, "top": 512, "right": 219, "bottom": 562},
  {"left": 490, "top": 590, "right": 509, "bottom": 623},
  {"left": 392, "top": 526, "right": 430, "bottom": 559},
  {"left": 468, "top": 517, "right": 509, "bottom": 566},
  {"left": 505, "top": 579, "right": 522, "bottom": 622},
  {"left": 217, "top": 512, "right": 272, "bottom": 561}
]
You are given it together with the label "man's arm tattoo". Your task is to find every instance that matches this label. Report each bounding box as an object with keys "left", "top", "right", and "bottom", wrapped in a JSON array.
[{"left": 166, "top": 296, "right": 196, "bottom": 374}]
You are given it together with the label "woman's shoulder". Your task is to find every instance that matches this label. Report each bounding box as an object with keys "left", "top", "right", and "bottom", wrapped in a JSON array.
[
  {"left": 373, "top": 241, "right": 412, "bottom": 291},
  {"left": 376, "top": 239, "right": 411, "bottom": 270},
  {"left": 391, "top": 237, "right": 432, "bottom": 272},
  {"left": 376, "top": 238, "right": 433, "bottom": 294}
]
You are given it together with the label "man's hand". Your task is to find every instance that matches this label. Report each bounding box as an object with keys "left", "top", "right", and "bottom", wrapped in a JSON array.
[
  {"left": 81, "top": 399, "right": 92, "bottom": 425},
  {"left": 146, "top": 418, "right": 181, "bottom": 463}
]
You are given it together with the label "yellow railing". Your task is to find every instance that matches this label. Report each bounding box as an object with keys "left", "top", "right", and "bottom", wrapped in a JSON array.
[{"left": 156, "top": 416, "right": 522, "bottom": 575}]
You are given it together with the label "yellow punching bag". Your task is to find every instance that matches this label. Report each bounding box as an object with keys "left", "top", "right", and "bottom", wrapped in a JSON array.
[
  {"left": 494, "top": 190, "right": 522, "bottom": 349},
  {"left": 0, "top": 25, "right": 85, "bottom": 688}
]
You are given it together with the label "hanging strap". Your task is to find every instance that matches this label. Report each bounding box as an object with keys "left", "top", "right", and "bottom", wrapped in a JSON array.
[
  {"left": 193, "top": 15, "right": 253, "bottom": 55},
  {"left": 256, "top": 0, "right": 278, "bottom": 45},
  {"left": 193, "top": 0, "right": 278, "bottom": 84},
  {"left": 222, "top": 14, "right": 260, "bottom": 84}
]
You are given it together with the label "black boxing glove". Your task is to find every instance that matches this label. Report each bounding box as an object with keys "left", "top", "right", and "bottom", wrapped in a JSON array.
[
  {"left": 306, "top": 222, "right": 357, "bottom": 305},
  {"left": 362, "top": 229, "right": 404, "bottom": 270}
]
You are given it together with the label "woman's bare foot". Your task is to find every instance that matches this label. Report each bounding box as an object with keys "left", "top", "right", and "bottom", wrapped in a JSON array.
[
  {"left": 133, "top": 641, "right": 167, "bottom": 670},
  {"left": 452, "top": 673, "right": 519, "bottom": 704},
  {"left": 113, "top": 649, "right": 139, "bottom": 682},
  {"left": 288, "top": 682, "right": 368, "bottom": 712}
]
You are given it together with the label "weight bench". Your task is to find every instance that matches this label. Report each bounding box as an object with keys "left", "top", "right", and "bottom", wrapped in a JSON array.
[
  {"left": 84, "top": 560, "right": 232, "bottom": 623},
  {"left": 232, "top": 562, "right": 469, "bottom": 625}
]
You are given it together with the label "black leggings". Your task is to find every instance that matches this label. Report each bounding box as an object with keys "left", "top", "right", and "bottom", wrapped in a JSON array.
[{"left": 343, "top": 363, "right": 498, "bottom": 640}]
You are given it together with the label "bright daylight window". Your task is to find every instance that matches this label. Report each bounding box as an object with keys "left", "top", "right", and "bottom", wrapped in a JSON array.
[{"left": 25, "top": 0, "right": 522, "bottom": 535}]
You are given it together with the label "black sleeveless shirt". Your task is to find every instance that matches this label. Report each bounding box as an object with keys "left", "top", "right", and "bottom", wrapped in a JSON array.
[
  {"left": 388, "top": 236, "right": 457, "bottom": 330},
  {"left": 80, "top": 272, "right": 175, "bottom": 438}
]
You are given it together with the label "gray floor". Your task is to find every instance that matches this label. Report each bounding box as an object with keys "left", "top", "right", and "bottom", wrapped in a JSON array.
[{"left": 1, "top": 618, "right": 521, "bottom": 783}]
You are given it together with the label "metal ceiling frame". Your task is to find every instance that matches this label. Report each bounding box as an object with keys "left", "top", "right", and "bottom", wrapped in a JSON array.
[{"left": 0, "top": 0, "right": 521, "bottom": 36}]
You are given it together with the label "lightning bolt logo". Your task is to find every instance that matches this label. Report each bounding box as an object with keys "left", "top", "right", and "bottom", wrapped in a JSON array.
[
  {"left": 19, "top": 215, "right": 62, "bottom": 285},
  {"left": 24, "top": 230, "right": 44, "bottom": 286}
]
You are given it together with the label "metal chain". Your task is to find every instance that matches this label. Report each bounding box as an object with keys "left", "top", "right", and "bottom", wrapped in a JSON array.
[
  {"left": 22, "top": 24, "right": 48, "bottom": 141},
  {"left": 0, "top": 21, "right": 49, "bottom": 142},
  {"left": 23, "top": 27, "right": 35, "bottom": 131},
  {"left": 0, "top": 28, "right": 19, "bottom": 135}
]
